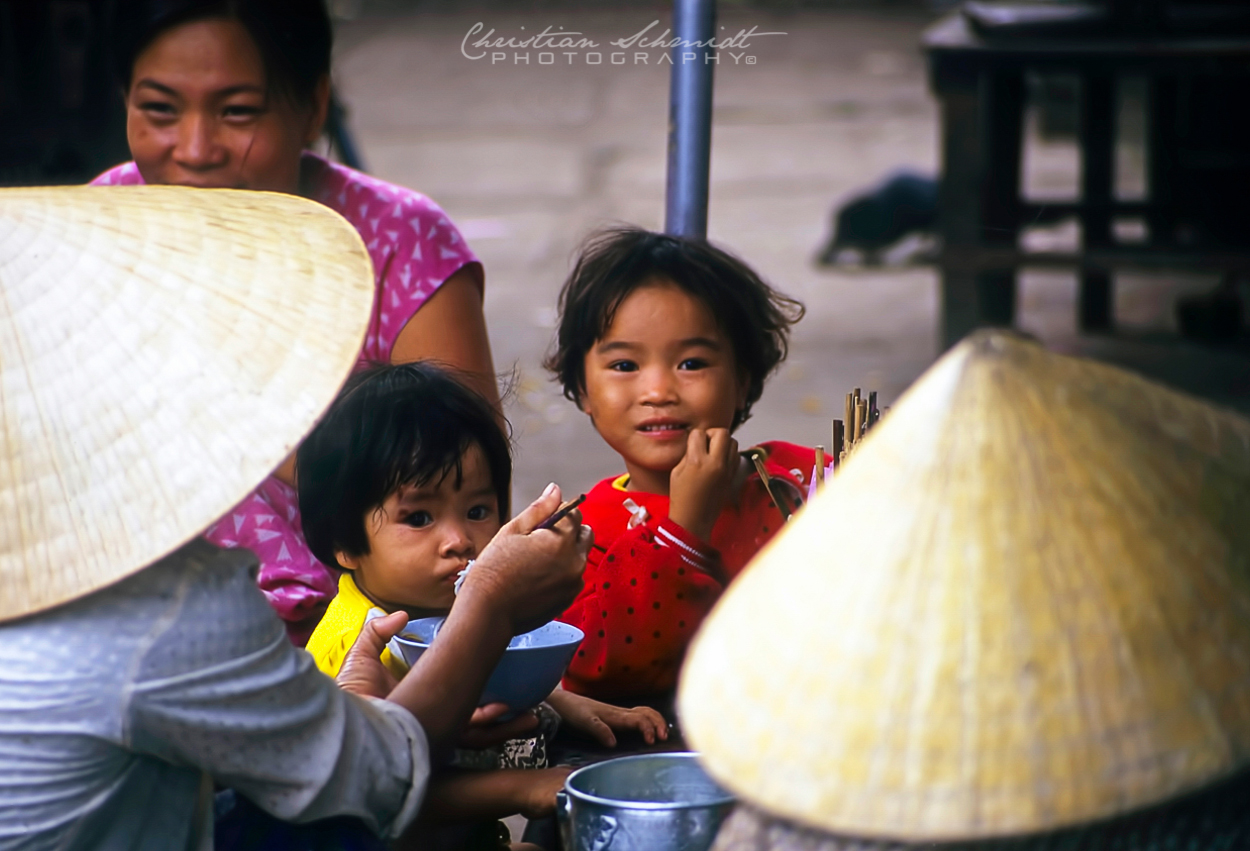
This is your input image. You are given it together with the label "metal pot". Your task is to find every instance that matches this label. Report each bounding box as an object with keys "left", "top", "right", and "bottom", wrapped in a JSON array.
[{"left": 556, "top": 752, "right": 734, "bottom": 851}]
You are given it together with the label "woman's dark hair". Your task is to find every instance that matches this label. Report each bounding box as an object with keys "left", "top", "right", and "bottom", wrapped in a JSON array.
[
  {"left": 544, "top": 227, "right": 805, "bottom": 430},
  {"left": 110, "top": 0, "right": 332, "bottom": 106},
  {"left": 297, "top": 361, "right": 512, "bottom": 568}
]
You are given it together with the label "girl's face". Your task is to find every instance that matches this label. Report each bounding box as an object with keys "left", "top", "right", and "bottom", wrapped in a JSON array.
[
  {"left": 580, "top": 279, "right": 747, "bottom": 495},
  {"left": 125, "top": 17, "right": 327, "bottom": 193},
  {"left": 336, "top": 444, "right": 502, "bottom": 616}
]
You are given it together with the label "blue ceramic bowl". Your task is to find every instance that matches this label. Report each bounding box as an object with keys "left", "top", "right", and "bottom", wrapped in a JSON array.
[{"left": 391, "top": 618, "right": 584, "bottom": 714}]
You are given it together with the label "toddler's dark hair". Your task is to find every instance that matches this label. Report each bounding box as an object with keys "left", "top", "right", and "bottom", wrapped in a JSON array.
[
  {"left": 298, "top": 361, "right": 511, "bottom": 568},
  {"left": 544, "top": 227, "right": 805, "bottom": 430}
]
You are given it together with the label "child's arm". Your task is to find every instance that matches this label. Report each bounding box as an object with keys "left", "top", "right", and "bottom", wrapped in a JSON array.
[
  {"left": 419, "top": 766, "right": 573, "bottom": 823},
  {"left": 559, "top": 514, "right": 727, "bottom": 699},
  {"left": 559, "top": 441, "right": 812, "bottom": 700},
  {"left": 546, "top": 688, "right": 668, "bottom": 747}
]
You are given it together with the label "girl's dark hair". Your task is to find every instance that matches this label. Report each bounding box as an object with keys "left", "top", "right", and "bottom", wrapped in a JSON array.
[
  {"left": 544, "top": 227, "right": 805, "bottom": 430},
  {"left": 297, "top": 362, "right": 512, "bottom": 568},
  {"left": 110, "top": 0, "right": 332, "bottom": 106}
]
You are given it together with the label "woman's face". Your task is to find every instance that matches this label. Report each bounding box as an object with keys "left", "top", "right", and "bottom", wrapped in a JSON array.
[{"left": 125, "top": 18, "right": 326, "bottom": 193}]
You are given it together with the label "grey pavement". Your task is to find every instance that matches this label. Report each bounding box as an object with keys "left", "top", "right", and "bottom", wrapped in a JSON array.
[{"left": 333, "top": 3, "right": 1249, "bottom": 507}]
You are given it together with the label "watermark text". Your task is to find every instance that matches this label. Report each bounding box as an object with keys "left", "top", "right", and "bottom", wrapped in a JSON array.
[{"left": 461, "top": 20, "right": 785, "bottom": 65}]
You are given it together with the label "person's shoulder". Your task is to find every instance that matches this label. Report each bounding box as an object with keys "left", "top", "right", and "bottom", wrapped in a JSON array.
[
  {"left": 302, "top": 152, "right": 447, "bottom": 224},
  {"left": 579, "top": 477, "right": 622, "bottom": 531},
  {"left": 89, "top": 162, "right": 144, "bottom": 186},
  {"left": 305, "top": 576, "right": 373, "bottom": 677},
  {"left": 581, "top": 474, "right": 669, "bottom": 543},
  {"left": 301, "top": 154, "right": 477, "bottom": 285},
  {"left": 132, "top": 541, "right": 290, "bottom": 677},
  {"left": 145, "top": 538, "right": 260, "bottom": 596},
  {"left": 583, "top": 473, "right": 667, "bottom": 514},
  {"left": 585, "top": 473, "right": 630, "bottom": 503},
  {"left": 305, "top": 615, "right": 356, "bottom": 679},
  {"left": 0, "top": 541, "right": 258, "bottom": 688}
]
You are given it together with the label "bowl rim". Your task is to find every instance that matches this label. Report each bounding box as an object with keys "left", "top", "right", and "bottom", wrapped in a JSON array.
[
  {"left": 563, "top": 752, "right": 735, "bottom": 811},
  {"left": 392, "top": 618, "right": 584, "bottom": 651}
]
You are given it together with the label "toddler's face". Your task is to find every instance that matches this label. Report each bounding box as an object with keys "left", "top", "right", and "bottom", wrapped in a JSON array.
[
  {"left": 337, "top": 444, "right": 501, "bottom": 615},
  {"left": 579, "top": 279, "right": 746, "bottom": 494}
]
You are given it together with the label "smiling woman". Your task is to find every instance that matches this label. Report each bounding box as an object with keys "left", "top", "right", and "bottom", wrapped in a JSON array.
[
  {"left": 124, "top": 17, "right": 320, "bottom": 193},
  {"left": 94, "top": 0, "right": 499, "bottom": 644}
]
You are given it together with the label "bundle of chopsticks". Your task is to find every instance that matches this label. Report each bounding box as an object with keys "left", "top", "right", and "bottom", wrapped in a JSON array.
[
  {"left": 747, "top": 388, "right": 884, "bottom": 520},
  {"left": 812, "top": 387, "right": 882, "bottom": 493}
]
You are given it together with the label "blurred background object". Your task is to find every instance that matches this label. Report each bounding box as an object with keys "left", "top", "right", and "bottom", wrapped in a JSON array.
[
  {"left": 816, "top": 170, "right": 938, "bottom": 267},
  {"left": 325, "top": 87, "right": 367, "bottom": 171},
  {"left": 664, "top": 0, "right": 716, "bottom": 238},
  {"left": 0, "top": 0, "right": 129, "bottom": 185},
  {"left": 924, "top": 0, "right": 1250, "bottom": 347},
  {"left": 3, "top": 0, "right": 1246, "bottom": 513}
]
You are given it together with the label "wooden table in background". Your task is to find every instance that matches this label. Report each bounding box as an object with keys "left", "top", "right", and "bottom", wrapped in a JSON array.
[{"left": 923, "top": 13, "right": 1250, "bottom": 348}]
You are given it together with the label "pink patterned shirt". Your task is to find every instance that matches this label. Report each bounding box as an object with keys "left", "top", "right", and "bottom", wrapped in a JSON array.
[{"left": 92, "top": 155, "right": 481, "bottom": 644}]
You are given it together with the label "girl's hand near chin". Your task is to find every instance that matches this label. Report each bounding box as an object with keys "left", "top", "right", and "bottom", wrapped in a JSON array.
[
  {"left": 669, "top": 427, "right": 739, "bottom": 542},
  {"left": 546, "top": 689, "right": 669, "bottom": 748}
]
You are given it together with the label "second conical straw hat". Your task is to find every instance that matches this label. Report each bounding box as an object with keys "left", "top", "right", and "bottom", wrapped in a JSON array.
[
  {"left": 0, "top": 186, "right": 373, "bottom": 622},
  {"left": 679, "top": 331, "right": 1250, "bottom": 842}
]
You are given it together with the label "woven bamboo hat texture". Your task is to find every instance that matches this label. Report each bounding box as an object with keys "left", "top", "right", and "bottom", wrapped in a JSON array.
[
  {"left": 0, "top": 186, "right": 373, "bottom": 622},
  {"left": 678, "top": 330, "right": 1250, "bottom": 843}
]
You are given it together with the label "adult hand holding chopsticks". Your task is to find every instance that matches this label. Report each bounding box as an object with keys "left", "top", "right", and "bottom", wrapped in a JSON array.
[
  {"left": 460, "top": 482, "right": 592, "bottom": 636},
  {"left": 669, "top": 427, "right": 740, "bottom": 543}
]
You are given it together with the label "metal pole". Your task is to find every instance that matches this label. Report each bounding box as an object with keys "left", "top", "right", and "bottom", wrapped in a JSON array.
[{"left": 664, "top": 0, "right": 717, "bottom": 239}]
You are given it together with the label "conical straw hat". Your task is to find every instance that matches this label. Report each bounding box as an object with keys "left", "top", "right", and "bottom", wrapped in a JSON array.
[
  {"left": 679, "top": 330, "right": 1250, "bottom": 842},
  {"left": 0, "top": 186, "right": 373, "bottom": 622}
]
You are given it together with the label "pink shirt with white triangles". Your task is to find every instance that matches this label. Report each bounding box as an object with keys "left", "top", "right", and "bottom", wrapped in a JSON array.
[{"left": 92, "top": 155, "right": 481, "bottom": 644}]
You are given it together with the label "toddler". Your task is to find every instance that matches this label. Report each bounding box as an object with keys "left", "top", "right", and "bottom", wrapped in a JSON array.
[
  {"left": 545, "top": 227, "right": 811, "bottom": 700},
  {"left": 299, "top": 361, "right": 665, "bottom": 849}
]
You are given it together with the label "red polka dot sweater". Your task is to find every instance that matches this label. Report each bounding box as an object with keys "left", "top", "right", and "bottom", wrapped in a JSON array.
[{"left": 559, "top": 441, "right": 816, "bottom": 700}]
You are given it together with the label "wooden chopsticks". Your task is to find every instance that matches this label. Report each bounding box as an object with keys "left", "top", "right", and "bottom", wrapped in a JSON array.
[
  {"left": 824, "top": 387, "right": 883, "bottom": 477},
  {"left": 745, "top": 387, "right": 885, "bottom": 513},
  {"left": 743, "top": 447, "right": 795, "bottom": 522}
]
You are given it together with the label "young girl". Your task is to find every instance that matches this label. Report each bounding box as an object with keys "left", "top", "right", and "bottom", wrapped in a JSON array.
[
  {"left": 298, "top": 362, "right": 665, "bottom": 849},
  {"left": 545, "top": 227, "right": 811, "bottom": 701}
]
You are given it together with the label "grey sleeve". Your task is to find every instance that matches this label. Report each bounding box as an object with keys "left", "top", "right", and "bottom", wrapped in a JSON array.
[{"left": 121, "top": 542, "right": 428, "bottom": 839}]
